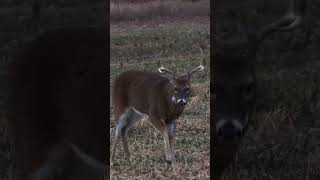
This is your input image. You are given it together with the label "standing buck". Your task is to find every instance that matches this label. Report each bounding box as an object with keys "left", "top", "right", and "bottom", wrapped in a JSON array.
[
  {"left": 213, "top": 0, "right": 306, "bottom": 178},
  {"left": 9, "top": 27, "right": 108, "bottom": 180},
  {"left": 111, "top": 53, "right": 205, "bottom": 166}
]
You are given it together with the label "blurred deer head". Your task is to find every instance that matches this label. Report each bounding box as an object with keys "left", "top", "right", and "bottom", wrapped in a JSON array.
[{"left": 213, "top": 0, "right": 307, "bottom": 177}]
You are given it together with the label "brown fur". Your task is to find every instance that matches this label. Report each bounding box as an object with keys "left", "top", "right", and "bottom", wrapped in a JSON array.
[
  {"left": 8, "top": 27, "right": 108, "bottom": 180},
  {"left": 112, "top": 70, "right": 185, "bottom": 123}
]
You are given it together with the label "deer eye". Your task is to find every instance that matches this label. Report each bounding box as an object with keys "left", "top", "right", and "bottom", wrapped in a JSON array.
[
  {"left": 184, "top": 87, "right": 190, "bottom": 92},
  {"left": 174, "top": 88, "right": 179, "bottom": 92}
]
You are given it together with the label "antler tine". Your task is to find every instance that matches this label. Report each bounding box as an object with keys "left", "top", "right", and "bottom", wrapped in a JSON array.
[
  {"left": 199, "top": 47, "right": 206, "bottom": 67},
  {"left": 157, "top": 59, "right": 175, "bottom": 77},
  {"left": 257, "top": 0, "right": 306, "bottom": 43},
  {"left": 280, "top": 0, "right": 306, "bottom": 30},
  {"left": 188, "top": 47, "right": 205, "bottom": 76}
]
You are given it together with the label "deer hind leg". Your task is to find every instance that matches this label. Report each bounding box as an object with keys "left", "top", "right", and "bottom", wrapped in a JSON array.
[
  {"left": 121, "top": 107, "right": 142, "bottom": 160},
  {"left": 111, "top": 108, "right": 130, "bottom": 162}
]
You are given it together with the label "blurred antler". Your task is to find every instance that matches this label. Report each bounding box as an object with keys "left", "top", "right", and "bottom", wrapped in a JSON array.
[
  {"left": 158, "top": 60, "right": 176, "bottom": 77},
  {"left": 257, "top": 0, "right": 307, "bottom": 43},
  {"left": 187, "top": 47, "right": 205, "bottom": 76},
  {"left": 157, "top": 51, "right": 176, "bottom": 77}
]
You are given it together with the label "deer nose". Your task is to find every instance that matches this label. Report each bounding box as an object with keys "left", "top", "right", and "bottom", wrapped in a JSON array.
[
  {"left": 217, "top": 122, "right": 242, "bottom": 142},
  {"left": 177, "top": 99, "right": 187, "bottom": 106}
]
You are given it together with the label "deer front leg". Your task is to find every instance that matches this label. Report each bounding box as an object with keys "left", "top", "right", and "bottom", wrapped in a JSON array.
[
  {"left": 162, "top": 122, "right": 177, "bottom": 165},
  {"left": 167, "top": 122, "right": 176, "bottom": 164},
  {"left": 148, "top": 116, "right": 174, "bottom": 164},
  {"left": 163, "top": 128, "right": 172, "bottom": 162}
]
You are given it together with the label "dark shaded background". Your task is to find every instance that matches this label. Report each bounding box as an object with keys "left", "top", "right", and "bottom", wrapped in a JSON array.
[
  {"left": 214, "top": 0, "right": 320, "bottom": 179},
  {"left": 0, "top": 0, "right": 106, "bottom": 178}
]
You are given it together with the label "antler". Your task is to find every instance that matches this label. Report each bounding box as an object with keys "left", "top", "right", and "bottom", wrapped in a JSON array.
[
  {"left": 158, "top": 59, "right": 176, "bottom": 77},
  {"left": 187, "top": 47, "right": 205, "bottom": 76},
  {"left": 256, "top": 0, "right": 307, "bottom": 43}
]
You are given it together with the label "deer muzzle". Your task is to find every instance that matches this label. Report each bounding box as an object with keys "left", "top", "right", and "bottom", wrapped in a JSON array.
[
  {"left": 215, "top": 117, "right": 244, "bottom": 143},
  {"left": 177, "top": 98, "right": 187, "bottom": 106}
]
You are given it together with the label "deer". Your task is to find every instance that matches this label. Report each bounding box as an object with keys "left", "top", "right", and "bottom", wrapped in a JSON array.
[
  {"left": 111, "top": 51, "right": 206, "bottom": 167},
  {"left": 213, "top": 0, "right": 307, "bottom": 178},
  {"left": 8, "top": 27, "right": 108, "bottom": 180}
]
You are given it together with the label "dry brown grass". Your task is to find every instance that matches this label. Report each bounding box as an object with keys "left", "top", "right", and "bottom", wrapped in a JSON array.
[{"left": 110, "top": 0, "right": 209, "bottom": 22}]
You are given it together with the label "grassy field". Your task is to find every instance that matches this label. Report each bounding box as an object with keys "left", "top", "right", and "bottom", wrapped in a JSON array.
[
  {"left": 110, "top": 0, "right": 209, "bottom": 22},
  {"left": 215, "top": 0, "right": 320, "bottom": 179},
  {"left": 110, "top": 1, "right": 210, "bottom": 179}
]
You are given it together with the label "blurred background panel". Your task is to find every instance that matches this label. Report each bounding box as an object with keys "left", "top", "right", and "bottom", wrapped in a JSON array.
[
  {"left": 213, "top": 0, "right": 320, "bottom": 179},
  {"left": 0, "top": 0, "right": 106, "bottom": 179}
]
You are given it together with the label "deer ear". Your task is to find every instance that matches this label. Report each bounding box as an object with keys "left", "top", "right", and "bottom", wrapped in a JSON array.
[{"left": 167, "top": 76, "right": 177, "bottom": 85}]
